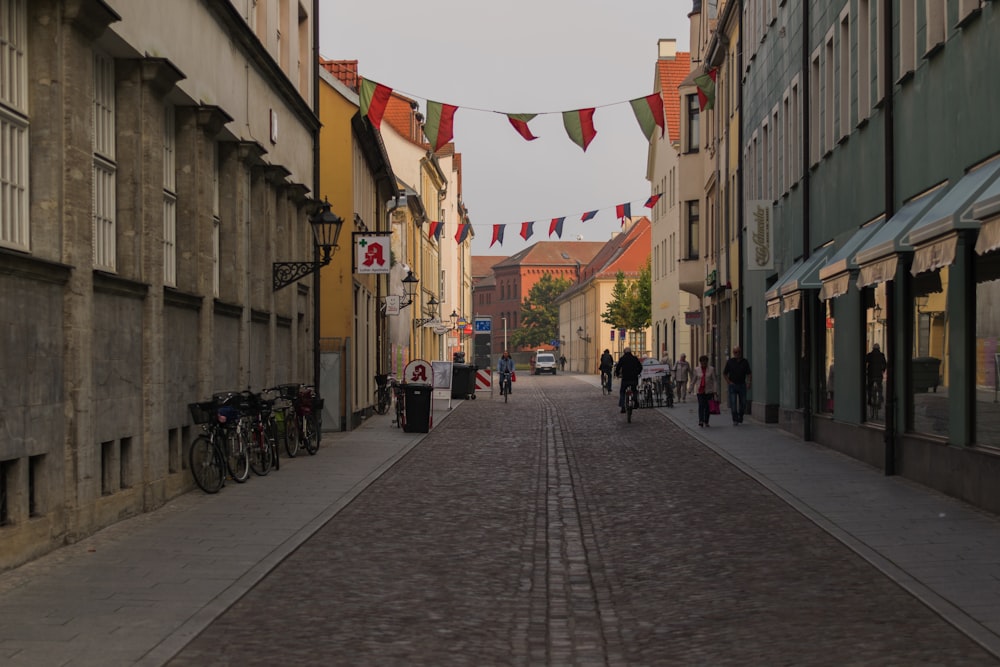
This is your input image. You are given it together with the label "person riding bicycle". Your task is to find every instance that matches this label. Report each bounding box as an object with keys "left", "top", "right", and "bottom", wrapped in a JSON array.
[
  {"left": 599, "top": 349, "right": 614, "bottom": 392},
  {"left": 497, "top": 350, "right": 516, "bottom": 393},
  {"left": 865, "top": 343, "right": 887, "bottom": 404},
  {"left": 614, "top": 347, "right": 643, "bottom": 414}
]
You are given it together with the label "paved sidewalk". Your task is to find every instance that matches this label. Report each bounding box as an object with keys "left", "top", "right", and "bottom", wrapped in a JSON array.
[
  {"left": 603, "top": 375, "right": 1000, "bottom": 660},
  {"left": 0, "top": 399, "right": 461, "bottom": 667}
]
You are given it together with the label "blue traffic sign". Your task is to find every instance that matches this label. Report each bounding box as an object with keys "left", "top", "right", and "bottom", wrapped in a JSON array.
[{"left": 474, "top": 318, "right": 491, "bottom": 333}]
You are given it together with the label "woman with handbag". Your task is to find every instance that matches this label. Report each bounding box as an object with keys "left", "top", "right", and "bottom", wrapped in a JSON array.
[{"left": 689, "top": 354, "right": 719, "bottom": 427}]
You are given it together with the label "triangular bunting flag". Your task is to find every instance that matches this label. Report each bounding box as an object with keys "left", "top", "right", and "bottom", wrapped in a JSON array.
[
  {"left": 491, "top": 224, "right": 506, "bottom": 248},
  {"left": 455, "top": 222, "right": 471, "bottom": 245},
  {"left": 427, "top": 220, "right": 441, "bottom": 240},
  {"left": 520, "top": 221, "right": 535, "bottom": 241},
  {"left": 644, "top": 194, "right": 662, "bottom": 209},
  {"left": 694, "top": 68, "right": 718, "bottom": 111},
  {"left": 629, "top": 93, "right": 666, "bottom": 141},
  {"left": 616, "top": 203, "right": 632, "bottom": 222},
  {"left": 549, "top": 217, "right": 565, "bottom": 239},
  {"left": 581, "top": 210, "right": 598, "bottom": 222},
  {"left": 359, "top": 78, "right": 393, "bottom": 130},
  {"left": 507, "top": 113, "right": 538, "bottom": 141},
  {"left": 424, "top": 100, "right": 458, "bottom": 152},
  {"left": 562, "top": 108, "right": 597, "bottom": 152}
]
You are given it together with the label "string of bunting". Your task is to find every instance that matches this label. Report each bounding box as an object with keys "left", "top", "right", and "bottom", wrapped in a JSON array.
[{"left": 359, "top": 78, "right": 680, "bottom": 153}]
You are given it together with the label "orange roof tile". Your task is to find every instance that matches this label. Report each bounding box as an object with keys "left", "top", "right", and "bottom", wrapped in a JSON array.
[
  {"left": 320, "top": 59, "right": 359, "bottom": 90},
  {"left": 658, "top": 52, "right": 691, "bottom": 145}
]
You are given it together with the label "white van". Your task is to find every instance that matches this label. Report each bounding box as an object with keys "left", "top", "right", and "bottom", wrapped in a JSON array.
[{"left": 534, "top": 351, "right": 557, "bottom": 375}]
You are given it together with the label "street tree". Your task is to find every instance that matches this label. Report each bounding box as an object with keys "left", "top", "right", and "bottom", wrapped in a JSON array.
[
  {"left": 510, "top": 273, "right": 572, "bottom": 349},
  {"left": 601, "top": 262, "right": 651, "bottom": 347}
]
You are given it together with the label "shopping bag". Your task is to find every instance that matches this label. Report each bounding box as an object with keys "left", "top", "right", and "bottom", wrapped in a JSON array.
[
  {"left": 511, "top": 372, "right": 516, "bottom": 383},
  {"left": 708, "top": 396, "right": 721, "bottom": 414}
]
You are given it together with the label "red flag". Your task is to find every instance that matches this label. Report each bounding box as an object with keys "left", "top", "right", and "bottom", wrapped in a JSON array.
[
  {"left": 616, "top": 203, "right": 632, "bottom": 221},
  {"left": 427, "top": 220, "right": 441, "bottom": 239},
  {"left": 644, "top": 194, "right": 662, "bottom": 209},
  {"left": 549, "top": 217, "right": 565, "bottom": 238},
  {"left": 490, "top": 224, "right": 506, "bottom": 248},
  {"left": 506, "top": 113, "right": 538, "bottom": 141},
  {"left": 424, "top": 100, "right": 457, "bottom": 152},
  {"left": 580, "top": 210, "right": 598, "bottom": 222},
  {"left": 455, "top": 222, "right": 471, "bottom": 244},
  {"left": 520, "top": 221, "right": 535, "bottom": 241},
  {"left": 359, "top": 78, "right": 392, "bottom": 130}
]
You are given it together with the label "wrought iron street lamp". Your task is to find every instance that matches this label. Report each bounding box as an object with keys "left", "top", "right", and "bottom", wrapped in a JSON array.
[
  {"left": 400, "top": 270, "right": 419, "bottom": 308},
  {"left": 414, "top": 295, "right": 439, "bottom": 328},
  {"left": 272, "top": 198, "right": 344, "bottom": 291}
]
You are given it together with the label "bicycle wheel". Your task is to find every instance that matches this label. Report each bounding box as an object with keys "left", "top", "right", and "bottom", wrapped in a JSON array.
[
  {"left": 189, "top": 435, "right": 224, "bottom": 494},
  {"left": 266, "top": 416, "right": 280, "bottom": 471},
  {"left": 302, "top": 413, "right": 320, "bottom": 455},
  {"left": 626, "top": 390, "right": 634, "bottom": 423},
  {"left": 374, "top": 389, "right": 391, "bottom": 415},
  {"left": 225, "top": 428, "right": 250, "bottom": 482},
  {"left": 284, "top": 410, "right": 300, "bottom": 457},
  {"left": 248, "top": 427, "right": 273, "bottom": 476}
]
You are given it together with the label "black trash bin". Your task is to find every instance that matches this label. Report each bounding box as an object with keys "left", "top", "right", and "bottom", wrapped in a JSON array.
[
  {"left": 403, "top": 383, "right": 432, "bottom": 433},
  {"left": 452, "top": 364, "right": 477, "bottom": 399}
]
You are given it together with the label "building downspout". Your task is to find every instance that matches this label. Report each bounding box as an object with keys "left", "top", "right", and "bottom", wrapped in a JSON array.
[
  {"left": 882, "top": 0, "right": 896, "bottom": 475},
  {"left": 736, "top": 1, "right": 745, "bottom": 352},
  {"left": 312, "top": 0, "right": 323, "bottom": 428},
  {"left": 801, "top": 0, "right": 814, "bottom": 442}
]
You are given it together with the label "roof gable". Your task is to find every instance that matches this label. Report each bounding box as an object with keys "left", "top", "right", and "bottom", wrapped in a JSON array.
[{"left": 658, "top": 52, "right": 691, "bottom": 145}]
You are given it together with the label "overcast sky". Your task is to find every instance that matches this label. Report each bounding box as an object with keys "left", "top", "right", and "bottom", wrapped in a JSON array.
[{"left": 318, "top": 1, "right": 693, "bottom": 257}]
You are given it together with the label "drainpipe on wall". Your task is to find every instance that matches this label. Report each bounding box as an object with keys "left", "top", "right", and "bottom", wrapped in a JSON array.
[
  {"left": 801, "top": 0, "right": 814, "bottom": 442},
  {"left": 882, "top": 0, "right": 896, "bottom": 476}
]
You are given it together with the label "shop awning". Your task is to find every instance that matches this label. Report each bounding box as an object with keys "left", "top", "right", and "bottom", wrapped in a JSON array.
[
  {"left": 911, "top": 233, "right": 958, "bottom": 276},
  {"left": 764, "top": 258, "right": 805, "bottom": 320},
  {"left": 854, "top": 190, "right": 946, "bottom": 288},
  {"left": 818, "top": 221, "right": 884, "bottom": 300},
  {"left": 906, "top": 158, "right": 1000, "bottom": 249},
  {"left": 972, "top": 176, "right": 1000, "bottom": 255},
  {"left": 778, "top": 245, "right": 835, "bottom": 312},
  {"left": 766, "top": 298, "right": 783, "bottom": 319}
]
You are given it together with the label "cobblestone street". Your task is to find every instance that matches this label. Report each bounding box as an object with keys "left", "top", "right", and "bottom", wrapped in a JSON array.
[{"left": 167, "top": 376, "right": 997, "bottom": 666}]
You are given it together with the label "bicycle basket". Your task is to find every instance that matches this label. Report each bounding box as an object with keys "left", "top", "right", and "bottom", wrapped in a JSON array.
[
  {"left": 217, "top": 406, "right": 241, "bottom": 424},
  {"left": 278, "top": 383, "right": 300, "bottom": 400},
  {"left": 188, "top": 402, "right": 215, "bottom": 424}
]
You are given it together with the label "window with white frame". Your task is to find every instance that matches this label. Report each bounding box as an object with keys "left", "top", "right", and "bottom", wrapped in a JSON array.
[
  {"left": 686, "top": 94, "right": 700, "bottom": 152},
  {"left": 857, "top": 0, "right": 871, "bottom": 120},
  {"left": 839, "top": 7, "right": 851, "bottom": 140},
  {"left": 958, "top": 0, "right": 982, "bottom": 23},
  {"left": 772, "top": 106, "right": 780, "bottom": 199},
  {"left": 825, "top": 31, "right": 835, "bottom": 155},
  {"left": 791, "top": 77, "right": 800, "bottom": 185},
  {"left": 163, "top": 105, "right": 176, "bottom": 286},
  {"left": 783, "top": 91, "right": 791, "bottom": 194},
  {"left": 1, "top": 0, "right": 28, "bottom": 251},
  {"left": 212, "top": 142, "right": 220, "bottom": 297},
  {"left": 93, "top": 52, "right": 117, "bottom": 271},
  {"left": 686, "top": 201, "right": 699, "bottom": 259},
  {"left": 899, "top": 0, "right": 916, "bottom": 79},
  {"left": 762, "top": 120, "right": 770, "bottom": 202},
  {"left": 810, "top": 50, "right": 821, "bottom": 166},
  {"left": 925, "top": 0, "right": 946, "bottom": 55}
]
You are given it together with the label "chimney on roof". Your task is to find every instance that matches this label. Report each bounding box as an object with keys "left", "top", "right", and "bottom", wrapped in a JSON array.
[{"left": 658, "top": 38, "right": 677, "bottom": 60}]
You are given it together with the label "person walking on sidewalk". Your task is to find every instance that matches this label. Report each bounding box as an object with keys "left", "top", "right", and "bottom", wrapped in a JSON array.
[
  {"left": 614, "top": 347, "right": 643, "bottom": 413},
  {"left": 673, "top": 353, "right": 691, "bottom": 403},
  {"left": 723, "top": 346, "right": 752, "bottom": 425},
  {"left": 690, "top": 355, "right": 718, "bottom": 427}
]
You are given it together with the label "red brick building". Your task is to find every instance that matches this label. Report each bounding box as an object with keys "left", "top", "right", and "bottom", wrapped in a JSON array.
[{"left": 473, "top": 242, "right": 603, "bottom": 357}]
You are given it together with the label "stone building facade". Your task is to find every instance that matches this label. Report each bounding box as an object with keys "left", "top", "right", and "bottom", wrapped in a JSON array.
[{"left": 0, "top": 0, "right": 319, "bottom": 570}]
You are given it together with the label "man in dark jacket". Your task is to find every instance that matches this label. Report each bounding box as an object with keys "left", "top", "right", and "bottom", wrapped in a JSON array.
[
  {"left": 722, "top": 346, "right": 752, "bottom": 425},
  {"left": 614, "top": 347, "right": 644, "bottom": 413}
]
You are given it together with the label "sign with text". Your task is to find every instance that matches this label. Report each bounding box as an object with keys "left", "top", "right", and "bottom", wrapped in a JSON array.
[
  {"left": 746, "top": 200, "right": 774, "bottom": 271},
  {"left": 354, "top": 233, "right": 391, "bottom": 274}
]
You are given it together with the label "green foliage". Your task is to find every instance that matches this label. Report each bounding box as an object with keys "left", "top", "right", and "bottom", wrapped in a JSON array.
[
  {"left": 510, "top": 273, "right": 572, "bottom": 349},
  {"left": 601, "top": 262, "right": 651, "bottom": 334}
]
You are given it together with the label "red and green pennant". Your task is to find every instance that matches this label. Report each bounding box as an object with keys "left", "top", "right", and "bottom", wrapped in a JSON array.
[
  {"left": 359, "top": 78, "right": 393, "bottom": 129},
  {"left": 424, "top": 100, "right": 458, "bottom": 152},
  {"left": 629, "top": 93, "right": 665, "bottom": 141},
  {"left": 562, "top": 108, "right": 597, "bottom": 152},
  {"left": 507, "top": 113, "right": 538, "bottom": 141},
  {"left": 694, "top": 68, "right": 718, "bottom": 111}
]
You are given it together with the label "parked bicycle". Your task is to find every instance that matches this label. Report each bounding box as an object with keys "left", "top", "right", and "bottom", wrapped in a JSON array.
[
  {"left": 240, "top": 391, "right": 275, "bottom": 477},
  {"left": 374, "top": 373, "right": 395, "bottom": 415},
  {"left": 276, "top": 384, "right": 322, "bottom": 456},
  {"left": 187, "top": 398, "right": 249, "bottom": 494}
]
